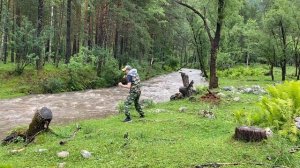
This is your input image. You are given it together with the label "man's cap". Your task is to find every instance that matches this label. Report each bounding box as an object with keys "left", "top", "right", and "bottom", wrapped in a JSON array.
[{"left": 122, "top": 65, "right": 132, "bottom": 71}]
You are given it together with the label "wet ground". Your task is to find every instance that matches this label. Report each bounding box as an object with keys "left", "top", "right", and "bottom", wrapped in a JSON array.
[{"left": 0, "top": 69, "right": 206, "bottom": 138}]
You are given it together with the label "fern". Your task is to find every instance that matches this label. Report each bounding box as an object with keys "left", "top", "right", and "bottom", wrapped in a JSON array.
[{"left": 234, "top": 81, "right": 300, "bottom": 142}]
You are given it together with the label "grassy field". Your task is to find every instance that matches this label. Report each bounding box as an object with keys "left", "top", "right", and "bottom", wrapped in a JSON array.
[{"left": 0, "top": 65, "right": 300, "bottom": 168}]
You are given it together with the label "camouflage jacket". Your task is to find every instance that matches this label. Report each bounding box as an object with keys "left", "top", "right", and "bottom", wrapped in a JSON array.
[{"left": 127, "top": 69, "right": 141, "bottom": 93}]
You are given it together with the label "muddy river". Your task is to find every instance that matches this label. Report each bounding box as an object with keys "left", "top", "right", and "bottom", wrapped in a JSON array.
[{"left": 0, "top": 69, "right": 206, "bottom": 138}]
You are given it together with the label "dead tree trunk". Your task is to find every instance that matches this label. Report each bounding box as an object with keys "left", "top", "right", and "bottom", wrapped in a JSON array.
[
  {"left": 170, "top": 73, "right": 194, "bottom": 100},
  {"left": 179, "top": 72, "right": 194, "bottom": 97}
]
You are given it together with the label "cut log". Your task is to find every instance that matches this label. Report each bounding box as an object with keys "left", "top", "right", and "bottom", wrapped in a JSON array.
[
  {"left": 25, "top": 107, "right": 53, "bottom": 143},
  {"left": 234, "top": 126, "right": 267, "bottom": 142}
]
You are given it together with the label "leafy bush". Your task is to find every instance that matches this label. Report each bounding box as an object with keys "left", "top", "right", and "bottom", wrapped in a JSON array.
[
  {"left": 217, "top": 52, "right": 235, "bottom": 70},
  {"left": 41, "top": 78, "right": 65, "bottom": 93},
  {"left": 164, "top": 57, "right": 179, "bottom": 70},
  {"left": 234, "top": 81, "right": 300, "bottom": 142},
  {"left": 101, "top": 57, "right": 123, "bottom": 87},
  {"left": 65, "top": 55, "right": 97, "bottom": 91},
  {"left": 141, "top": 99, "right": 155, "bottom": 108},
  {"left": 195, "top": 85, "right": 208, "bottom": 95},
  {"left": 117, "top": 101, "right": 125, "bottom": 114}
]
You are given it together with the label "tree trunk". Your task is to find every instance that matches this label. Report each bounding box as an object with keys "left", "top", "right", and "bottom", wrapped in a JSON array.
[
  {"left": 65, "top": 0, "right": 72, "bottom": 64},
  {"left": 2, "top": 0, "right": 9, "bottom": 64},
  {"left": 3, "top": 21, "right": 8, "bottom": 64},
  {"left": 83, "top": 0, "right": 88, "bottom": 46},
  {"left": 297, "top": 64, "right": 300, "bottom": 80},
  {"left": 281, "top": 62, "right": 286, "bottom": 81},
  {"left": 209, "top": 0, "right": 225, "bottom": 89},
  {"left": 55, "top": 0, "right": 64, "bottom": 66},
  {"left": 270, "top": 64, "right": 274, "bottom": 81},
  {"left": 209, "top": 46, "right": 218, "bottom": 89},
  {"left": 198, "top": 38, "right": 208, "bottom": 78},
  {"left": 48, "top": 5, "right": 54, "bottom": 62},
  {"left": 72, "top": 35, "right": 77, "bottom": 55},
  {"left": 87, "top": 6, "right": 92, "bottom": 49},
  {"left": 0, "top": 0, "right": 2, "bottom": 23},
  {"left": 36, "top": 0, "right": 44, "bottom": 70},
  {"left": 279, "top": 20, "right": 287, "bottom": 81},
  {"left": 9, "top": 0, "right": 15, "bottom": 63},
  {"left": 295, "top": 53, "right": 298, "bottom": 77},
  {"left": 15, "top": 2, "right": 20, "bottom": 64},
  {"left": 176, "top": 0, "right": 225, "bottom": 89}
]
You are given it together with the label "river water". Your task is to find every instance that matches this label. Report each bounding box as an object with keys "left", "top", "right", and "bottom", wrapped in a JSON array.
[{"left": 0, "top": 69, "right": 206, "bottom": 138}]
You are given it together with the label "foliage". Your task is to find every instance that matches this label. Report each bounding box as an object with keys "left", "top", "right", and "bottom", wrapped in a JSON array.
[
  {"left": 218, "top": 66, "right": 262, "bottom": 79},
  {"left": 11, "top": 17, "right": 38, "bottom": 75},
  {"left": 41, "top": 78, "right": 65, "bottom": 93},
  {"left": 217, "top": 52, "right": 236, "bottom": 70},
  {"left": 195, "top": 85, "right": 208, "bottom": 95},
  {"left": 234, "top": 81, "right": 300, "bottom": 142}
]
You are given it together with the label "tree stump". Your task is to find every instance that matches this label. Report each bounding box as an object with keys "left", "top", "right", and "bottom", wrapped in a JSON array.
[
  {"left": 179, "top": 72, "right": 194, "bottom": 97},
  {"left": 25, "top": 107, "right": 53, "bottom": 143},
  {"left": 234, "top": 126, "right": 268, "bottom": 142},
  {"left": 170, "top": 73, "right": 195, "bottom": 101},
  {"left": 2, "top": 107, "right": 53, "bottom": 145}
]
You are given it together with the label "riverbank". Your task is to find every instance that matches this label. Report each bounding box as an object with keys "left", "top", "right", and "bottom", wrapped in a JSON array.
[
  {"left": 0, "top": 62, "right": 174, "bottom": 99},
  {"left": 0, "top": 69, "right": 205, "bottom": 138},
  {"left": 1, "top": 66, "right": 299, "bottom": 167}
]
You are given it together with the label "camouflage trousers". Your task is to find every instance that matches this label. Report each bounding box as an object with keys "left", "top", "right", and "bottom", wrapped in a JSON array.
[{"left": 124, "top": 91, "right": 144, "bottom": 117}]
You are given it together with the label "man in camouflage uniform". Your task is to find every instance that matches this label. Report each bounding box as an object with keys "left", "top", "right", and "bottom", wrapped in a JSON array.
[{"left": 118, "top": 65, "right": 144, "bottom": 122}]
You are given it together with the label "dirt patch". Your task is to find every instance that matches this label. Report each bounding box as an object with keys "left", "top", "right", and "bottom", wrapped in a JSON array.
[{"left": 200, "top": 91, "right": 221, "bottom": 104}]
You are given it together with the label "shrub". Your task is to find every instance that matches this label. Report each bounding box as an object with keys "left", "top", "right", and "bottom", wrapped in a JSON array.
[
  {"left": 195, "top": 85, "right": 208, "bottom": 95},
  {"left": 101, "top": 57, "right": 123, "bottom": 87},
  {"left": 164, "top": 57, "right": 179, "bottom": 70},
  {"left": 65, "top": 56, "right": 97, "bottom": 91},
  {"left": 41, "top": 78, "right": 65, "bottom": 93},
  {"left": 217, "top": 52, "right": 235, "bottom": 70},
  {"left": 234, "top": 81, "right": 300, "bottom": 142}
]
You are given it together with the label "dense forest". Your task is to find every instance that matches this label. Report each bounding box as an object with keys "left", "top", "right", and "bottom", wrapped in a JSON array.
[{"left": 0, "top": 0, "right": 299, "bottom": 89}]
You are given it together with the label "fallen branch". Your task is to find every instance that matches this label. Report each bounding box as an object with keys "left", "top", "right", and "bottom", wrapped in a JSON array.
[
  {"left": 289, "top": 146, "right": 300, "bottom": 153},
  {"left": 59, "top": 124, "right": 81, "bottom": 145},
  {"left": 24, "top": 129, "right": 45, "bottom": 146},
  {"left": 195, "top": 162, "right": 264, "bottom": 168}
]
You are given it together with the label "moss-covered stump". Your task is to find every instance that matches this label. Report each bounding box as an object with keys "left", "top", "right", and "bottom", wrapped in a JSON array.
[{"left": 25, "top": 107, "right": 52, "bottom": 143}]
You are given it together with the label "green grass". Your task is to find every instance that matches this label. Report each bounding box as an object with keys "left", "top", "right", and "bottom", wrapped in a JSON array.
[
  {"left": 0, "top": 63, "right": 67, "bottom": 99},
  {"left": 0, "top": 99, "right": 298, "bottom": 167},
  {"left": 1, "top": 65, "right": 300, "bottom": 167}
]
